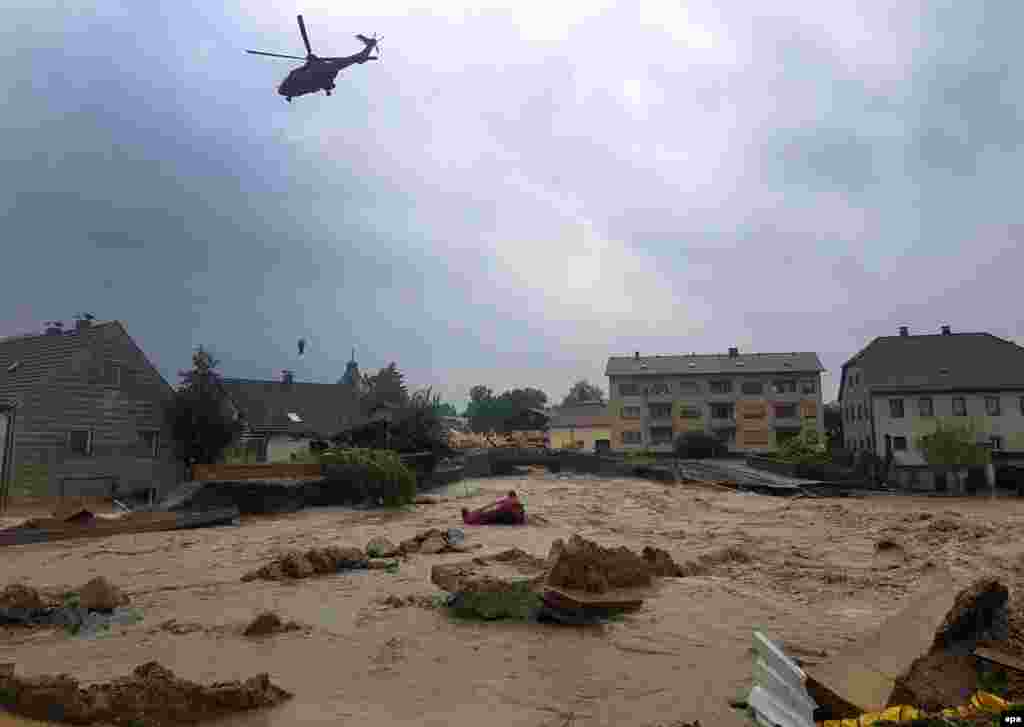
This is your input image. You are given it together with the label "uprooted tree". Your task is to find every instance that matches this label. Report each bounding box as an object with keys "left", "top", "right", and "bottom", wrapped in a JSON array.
[
  {"left": 465, "top": 386, "right": 548, "bottom": 434},
  {"left": 167, "top": 346, "right": 242, "bottom": 467},
  {"left": 560, "top": 379, "right": 605, "bottom": 407}
]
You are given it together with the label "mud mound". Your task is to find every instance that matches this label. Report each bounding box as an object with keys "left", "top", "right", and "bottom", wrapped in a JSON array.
[
  {"left": 78, "top": 576, "right": 129, "bottom": 612},
  {"left": 365, "top": 536, "right": 400, "bottom": 558},
  {"left": 378, "top": 594, "right": 440, "bottom": 610},
  {"left": 482, "top": 548, "right": 549, "bottom": 572},
  {"left": 0, "top": 661, "right": 292, "bottom": 726},
  {"left": 546, "top": 535, "right": 653, "bottom": 594},
  {"left": 241, "top": 546, "right": 368, "bottom": 582},
  {"left": 399, "top": 529, "right": 475, "bottom": 555},
  {"left": 642, "top": 547, "right": 686, "bottom": 577},
  {"left": 892, "top": 652, "right": 981, "bottom": 713},
  {"left": 243, "top": 611, "right": 302, "bottom": 637},
  {"left": 875, "top": 538, "right": 904, "bottom": 553},
  {"left": 0, "top": 584, "right": 43, "bottom": 611}
]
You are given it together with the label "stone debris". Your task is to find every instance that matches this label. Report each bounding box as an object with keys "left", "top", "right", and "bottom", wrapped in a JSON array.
[
  {"left": 378, "top": 594, "right": 439, "bottom": 610},
  {"left": 0, "top": 583, "right": 44, "bottom": 611},
  {"left": 241, "top": 546, "right": 368, "bottom": 582},
  {"left": 0, "top": 661, "right": 292, "bottom": 727},
  {"left": 243, "top": 611, "right": 303, "bottom": 637},
  {"left": 0, "top": 579, "right": 138, "bottom": 636},
  {"left": 399, "top": 529, "right": 477, "bottom": 556}
]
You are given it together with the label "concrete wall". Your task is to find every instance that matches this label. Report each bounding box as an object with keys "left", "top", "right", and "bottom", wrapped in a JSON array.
[
  {"left": 10, "top": 324, "right": 181, "bottom": 498},
  {"left": 608, "top": 371, "right": 824, "bottom": 453},
  {"left": 872, "top": 391, "right": 1024, "bottom": 466}
]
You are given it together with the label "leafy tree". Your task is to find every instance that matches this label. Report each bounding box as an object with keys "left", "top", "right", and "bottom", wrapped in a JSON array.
[
  {"left": 498, "top": 387, "right": 548, "bottom": 412},
  {"left": 561, "top": 379, "right": 605, "bottom": 407},
  {"left": 823, "top": 401, "right": 843, "bottom": 451},
  {"left": 388, "top": 387, "right": 454, "bottom": 456},
  {"left": 465, "top": 396, "right": 516, "bottom": 434},
  {"left": 469, "top": 385, "right": 493, "bottom": 404},
  {"left": 915, "top": 421, "right": 991, "bottom": 492},
  {"left": 167, "top": 347, "right": 241, "bottom": 466},
  {"left": 362, "top": 362, "right": 409, "bottom": 410}
]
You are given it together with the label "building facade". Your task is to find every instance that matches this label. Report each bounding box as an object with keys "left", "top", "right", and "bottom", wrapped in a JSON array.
[
  {"left": 549, "top": 401, "right": 612, "bottom": 452},
  {"left": 605, "top": 348, "right": 825, "bottom": 453},
  {"left": 840, "top": 326, "right": 1024, "bottom": 487},
  {"left": 0, "top": 319, "right": 181, "bottom": 499}
]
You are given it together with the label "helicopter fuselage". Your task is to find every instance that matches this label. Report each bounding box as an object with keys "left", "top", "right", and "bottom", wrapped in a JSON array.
[{"left": 277, "top": 50, "right": 377, "bottom": 100}]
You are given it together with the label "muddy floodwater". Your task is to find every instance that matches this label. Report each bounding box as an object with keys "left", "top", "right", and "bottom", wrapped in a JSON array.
[{"left": 2, "top": 474, "right": 1024, "bottom": 727}]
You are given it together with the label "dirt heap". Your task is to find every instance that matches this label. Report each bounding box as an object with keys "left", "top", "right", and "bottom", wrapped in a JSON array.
[
  {"left": 78, "top": 576, "right": 129, "bottom": 612},
  {"left": 0, "top": 584, "right": 44, "bottom": 611},
  {"left": 0, "top": 661, "right": 292, "bottom": 726},
  {"left": 365, "top": 536, "right": 400, "bottom": 558},
  {"left": 642, "top": 547, "right": 687, "bottom": 577},
  {"left": 241, "top": 546, "right": 368, "bottom": 582},
  {"left": 431, "top": 549, "right": 549, "bottom": 594},
  {"left": 243, "top": 611, "right": 303, "bottom": 637},
  {"left": 546, "top": 535, "right": 653, "bottom": 594},
  {"left": 934, "top": 577, "right": 1009, "bottom": 651},
  {"left": 400, "top": 529, "right": 476, "bottom": 555}
]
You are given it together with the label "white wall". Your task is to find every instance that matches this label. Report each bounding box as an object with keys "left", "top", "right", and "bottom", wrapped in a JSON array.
[{"left": 266, "top": 435, "right": 314, "bottom": 463}]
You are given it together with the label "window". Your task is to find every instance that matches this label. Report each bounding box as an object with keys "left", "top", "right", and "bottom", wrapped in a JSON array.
[
  {"left": 857, "top": 404, "right": 863, "bottom": 420},
  {"left": 953, "top": 397, "right": 967, "bottom": 416},
  {"left": 991, "top": 436, "right": 1004, "bottom": 451},
  {"left": 1020, "top": 396, "right": 1024, "bottom": 415},
  {"left": 647, "top": 381, "right": 672, "bottom": 396},
  {"left": 105, "top": 362, "right": 121, "bottom": 387},
  {"left": 648, "top": 404, "right": 672, "bottom": 419},
  {"left": 68, "top": 429, "right": 93, "bottom": 456},
  {"left": 893, "top": 436, "right": 907, "bottom": 451},
  {"left": 622, "top": 430, "right": 642, "bottom": 444},
  {"left": 801, "top": 380, "right": 817, "bottom": 394},
  {"left": 137, "top": 430, "right": 160, "bottom": 458},
  {"left": 863, "top": 438, "right": 869, "bottom": 451},
  {"left": 743, "top": 404, "right": 767, "bottom": 420},
  {"left": 774, "top": 404, "right": 797, "bottom": 419},
  {"left": 889, "top": 399, "right": 904, "bottom": 418},
  {"left": 773, "top": 380, "right": 797, "bottom": 394},
  {"left": 678, "top": 381, "right": 700, "bottom": 394},
  {"left": 985, "top": 396, "right": 1002, "bottom": 416},
  {"left": 287, "top": 412, "right": 303, "bottom": 423},
  {"left": 918, "top": 397, "right": 933, "bottom": 417},
  {"left": 741, "top": 381, "right": 764, "bottom": 395},
  {"left": 619, "top": 382, "right": 640, "bottom": 396},
  {"left": 679, "top": 406, "right": 702, "bottom": 419},
  {"left": 710, "top": 380, "right": 733, "bottom": 394},
  {"left": 711, "top": 403, "right": 734, "bottom": 419},
  {"left": 649, "top": 426, "right": 673, "bottom": 444},
  {"left": 622, "top": 406, "right": 642, "bottom": 419}
]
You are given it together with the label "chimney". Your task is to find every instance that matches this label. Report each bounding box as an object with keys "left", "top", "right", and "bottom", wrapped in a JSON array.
[
  {"left": 899, "top": 326, "right": 909, "bottom": 337},
  {"left": 634, "top": 351, "right": 640, "bottom": 361},
  {"left": 941, "top": 325, "right": 951, "bottom": 335},
  {"left": 728, "top": 347, "right": 739, "bottom": 358},
  {"left": 281, "top": 370, "right": 294, "bottom": 384},
  {"left": 75, "top": 318, "right": 92, "bottom": 332}
]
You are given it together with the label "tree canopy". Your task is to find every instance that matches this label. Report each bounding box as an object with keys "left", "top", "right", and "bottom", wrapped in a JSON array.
[
  {"left": 561, "top": 379, "right": 605, "bottom": 407},
  {"left": 463, "top": 385, "right": 548, "bottom": 433},
  {"left": 167, "top": 346, "right": 241, "bottom": 466},
  {"left": 915, "top": 421, "right": 991, "bottom": 471},
  {"left": 362, "top": 362, "right": 409, "bottom": 410}
]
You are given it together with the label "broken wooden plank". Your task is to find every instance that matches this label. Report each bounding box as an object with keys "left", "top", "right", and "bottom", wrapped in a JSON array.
[{"left": 975, "top": 646, "right": 1024, "bottom": 674}]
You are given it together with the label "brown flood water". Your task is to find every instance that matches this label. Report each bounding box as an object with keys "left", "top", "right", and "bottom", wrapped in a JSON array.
[{"left": 2, "top": 475, "right": 1024, "bottom": 727}]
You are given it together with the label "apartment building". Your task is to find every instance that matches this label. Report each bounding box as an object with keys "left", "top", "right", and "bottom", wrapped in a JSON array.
[
  {"left": 840, "top": 325, "right": 1024, "bottom": 487},
  {"left": 605, "top": 348, "right": 825, "bottom": 453}
]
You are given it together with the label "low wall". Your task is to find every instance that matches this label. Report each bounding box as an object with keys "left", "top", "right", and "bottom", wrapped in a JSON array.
[
  {"left": 746, "top": 455, "right": 859, "bottom": 482},
  {"left": 192, "top": 463, "right": 322, "bottom": 481}
]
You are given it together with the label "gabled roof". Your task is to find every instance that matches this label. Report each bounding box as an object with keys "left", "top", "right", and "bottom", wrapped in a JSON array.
[
  {"left": 840, "top": 332, "right": 1024, "bottom": 395},
  {"left": 219, "top": 378, "right": 362, "bottom": 437},
  {"left": 0, "top": 321, "right": 172, "bottom": 407},
  {"left": 550, "top": 401, "right": 611, "bottom": 429},
  {"left": 605, "top": 351, "right": 824, "bottom": 377}
]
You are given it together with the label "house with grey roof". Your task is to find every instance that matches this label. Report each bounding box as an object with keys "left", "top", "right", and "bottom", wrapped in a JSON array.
[
  {"left": 605, "top": 347, "right": 825, "bottom": 453},
  {"left": 0, "top": 318, "right": 181, "bottom": 502},
  {"left": 549, "top": 401, "right": 612, "bottom": 452},
  {"left": 219, "top": 369, "right": 364, "bottom": 462},
  {"left": 839, "top": 325, "right": 1024, "bottom": 488}
]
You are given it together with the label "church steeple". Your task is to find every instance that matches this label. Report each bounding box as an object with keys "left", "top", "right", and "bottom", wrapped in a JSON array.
[{"left": 338, "top": 347, "right": 362, "bottom": 391}]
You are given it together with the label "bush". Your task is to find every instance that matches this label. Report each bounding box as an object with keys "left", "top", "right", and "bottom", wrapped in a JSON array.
[
  {"left": 319, "top": 448, "right": 417, "bottom": 507},
  {"left": 775, "top": 431, "right": 831, "bottom": 466},
  {"left": 674, "top": 432, "right": 726, "bottom": 459}
]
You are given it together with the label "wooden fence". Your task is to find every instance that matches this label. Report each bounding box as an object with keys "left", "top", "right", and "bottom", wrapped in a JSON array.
[{"left": 192, "top": 463, "right": 323, "bottom": 481}]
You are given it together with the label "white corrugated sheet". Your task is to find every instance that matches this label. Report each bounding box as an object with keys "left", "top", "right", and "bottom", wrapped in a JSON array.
[{"left": 746, "top": 631, "right": 818, "bottom": 727}]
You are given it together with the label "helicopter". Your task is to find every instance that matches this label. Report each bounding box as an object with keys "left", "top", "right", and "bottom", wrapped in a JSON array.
[{"left": 247, "top": 15, "right": 381, "bottom": 102}]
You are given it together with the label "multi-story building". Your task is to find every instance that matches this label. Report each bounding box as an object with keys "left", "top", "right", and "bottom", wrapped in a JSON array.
[
  {"left": 605, "top": 348, "right": 825, "bottom": 453},
  {"left": 839, "top": 325, "right": 1024, "bottom": 487}
]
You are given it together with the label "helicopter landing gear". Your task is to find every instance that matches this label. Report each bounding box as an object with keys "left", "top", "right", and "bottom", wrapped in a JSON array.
[
  {"left": 324, "top": 89, "right": 331, "bottom": 96},
  {"left": 286, "top": 96, "right": 292, "bottom": 103}
]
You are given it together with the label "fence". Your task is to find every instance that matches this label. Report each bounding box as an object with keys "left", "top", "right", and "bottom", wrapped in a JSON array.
[{"left": 191, "top": 463, "right": 323, "bottom": 481}]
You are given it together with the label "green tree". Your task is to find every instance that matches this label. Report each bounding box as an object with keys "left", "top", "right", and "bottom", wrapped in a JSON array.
[
  {"left": 561, "top": 379, "right": 605, "bottom": 407},
  {"left": 433, "top": 401, "right": 458, "bottom": 417},
  {"left": 498, "top": 387, "right": 548, "bottom": 412},
  {"left": 469, "top": 385, "right": 493, "bottom": 404},
  {"left": 363, "top": 362, "right": 409, "bottom": 409},
  {"left": 388, "top": 387, "right": 454, "bottom": 456},
  {"left": 167, "top": 347, "right": 241, "bottom": 466},
  {"left": 915, "top": 420, "right": 991, "bottom": 492},
  {"left": 823, "top": 401, "right": 843, "bottom": 452}
]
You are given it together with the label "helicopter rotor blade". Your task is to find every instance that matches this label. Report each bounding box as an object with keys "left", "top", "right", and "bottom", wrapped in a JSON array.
[
  {"left": 246, "top": 50, "right": 306, "bottom": 59},
  {"left": 297, "top": 14, "right": 312, "bottom": 56}
]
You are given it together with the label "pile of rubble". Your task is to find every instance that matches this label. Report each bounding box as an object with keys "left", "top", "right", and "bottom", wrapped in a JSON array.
[
  {"left": 0, "top": 661, "right": 291, "bottom": 726},
  {"left": 397, "top": 528, "right": 478, "bottom": 555},
  {"left": 243, "top": 611, "right": 304, "bottom": 637},
  {"left": 241, "top": 546, "right": 369, "bottom": 582},
  {"left": 0, "top": 577, "right": 141, "bottom": 635}
]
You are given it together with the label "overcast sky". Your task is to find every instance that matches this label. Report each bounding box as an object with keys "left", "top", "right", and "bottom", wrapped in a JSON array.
[{"left": 3, "top": 1, "right": 1023, "bottom": 407}]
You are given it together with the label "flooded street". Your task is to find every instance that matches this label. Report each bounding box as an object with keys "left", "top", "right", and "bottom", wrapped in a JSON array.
[{"left": 2, "top": 474, "right": 1024, "bottom": 727}]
